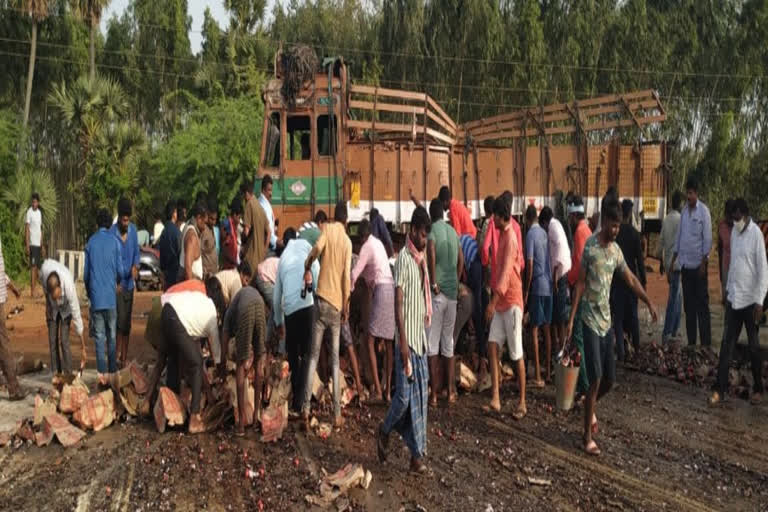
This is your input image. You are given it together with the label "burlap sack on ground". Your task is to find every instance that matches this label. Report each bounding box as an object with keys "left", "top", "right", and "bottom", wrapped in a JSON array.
[
  {"left": 59, "top": 378, "right": 90, "bottom": 413},
  {"left": 42, "top": 413, "right": 86, "bottom": 447},
  {"left": 129, "top": 362, "right": 149, "bottom": 394},
  {"left": 73, "top": 389, "right": 115, "bottom": 432},
  {"left": 153, "top": 387, "right": 186, "bottom": 433},
  {"left": 34, "top": 394, "right": 58, "bottom": 426}
]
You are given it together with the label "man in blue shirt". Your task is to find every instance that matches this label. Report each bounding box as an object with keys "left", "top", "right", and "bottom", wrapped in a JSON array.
[
  {"left": 273, "top": 229, "right": 319, "bottom": 413},
  {"left": 109, "top": 198, "right": 140, "bottom": 368},
  {"left": 671, "top": 177, "right": 713, "bottom": 347},
  {"left": 370, "top": 208, "right": 394, "bottom": 258},
  {"left": 524, "top": 205, "right": 553, "bottom": 386},
  {"left": 158, "top": 200, "right": 182, "bottom": 290},
  {"left": 85, "top": 208, "right": 123, "bottom": 377}
]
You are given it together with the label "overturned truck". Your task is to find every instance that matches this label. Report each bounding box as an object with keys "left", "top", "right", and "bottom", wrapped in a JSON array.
[{"left": 259, "top": 52, "right": 669, "bottom": 232}]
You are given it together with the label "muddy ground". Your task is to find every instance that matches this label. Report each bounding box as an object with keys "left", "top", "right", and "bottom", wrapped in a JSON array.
[{"left": 1, "top": 264, "right": 768, "bottom": 511}]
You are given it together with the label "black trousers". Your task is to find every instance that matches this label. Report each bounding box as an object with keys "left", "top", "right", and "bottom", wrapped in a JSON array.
[
  {"left": 610, "top": 284, "right": 639, "bottom": 361},
  {"left": 716, "top": 303, "right": 764, "bottom": 394},
  {"left": 467, "top": 258, "right": 485, "bottom": 357},
  {"left": 681, "top": 267, "right": 711, "bottom": 346},
  {"left": 161, "top": 304, "right": 203, "bottom": 413},
  {"left": 285, "top": 306, "right": 314, "bottom": 412}
]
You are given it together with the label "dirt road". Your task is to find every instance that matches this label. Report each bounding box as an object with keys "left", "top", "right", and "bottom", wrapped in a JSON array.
[{"left": 1, "top": 265, "right": 767, "bottom": 511}]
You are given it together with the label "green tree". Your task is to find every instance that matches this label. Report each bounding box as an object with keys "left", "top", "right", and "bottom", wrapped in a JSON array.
[
  {"left": 71, "top": 0, "right": 111, "bottom": 82},
  {"left": 18, "top": 0, "right": 51, "bottom": 129},
  {"left": 150, "top": 95, "right": 264, "bottom": 212},
  {"left": 2, "top": 167, "right": 59, "bottom": 237}
]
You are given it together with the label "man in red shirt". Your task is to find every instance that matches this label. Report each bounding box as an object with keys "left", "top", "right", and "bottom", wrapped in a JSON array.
[
  {"left": 439, "top": 186, "right": 477, "bottom": 238},
  {"left": 483, "top": 195, "right": 526, "bottom": 419}
]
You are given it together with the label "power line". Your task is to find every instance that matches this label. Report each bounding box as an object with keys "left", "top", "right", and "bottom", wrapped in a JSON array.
[
  {"left": 1, "top": 36, "right": 757, "bottom": 105},
  {"left": 1, "top": 5, "right": 764, "bottom": 81}
]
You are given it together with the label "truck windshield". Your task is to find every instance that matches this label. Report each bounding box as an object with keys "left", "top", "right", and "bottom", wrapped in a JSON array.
[
  {"left": 264, "top": 112, "right": 281, "bottom": 168},
  {"left": 317, "top": 114, "right": 337, "bottom": 156},
  {"left": 287, "top": 115, "right": 311, "bottom": 160}
]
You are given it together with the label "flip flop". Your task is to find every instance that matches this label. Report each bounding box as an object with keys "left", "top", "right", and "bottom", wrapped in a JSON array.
[
  {"left": 512, "top": 407, "right": 527, "bottom": 421},
  {"left": 482, "top": 403, "right": 501, "bottom": 414},
  {"left": 750, "top": 393, "right": 762, "bottom": 405},
  {"left": 532, "top": 380, "right": 546, "bottom": 389},
  {"left": 584, "top": 440, "right": 601, "bottom": 456}
]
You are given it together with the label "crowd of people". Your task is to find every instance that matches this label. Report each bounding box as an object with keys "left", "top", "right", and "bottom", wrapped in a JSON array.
[{"left": 0, "top": 176, "right": 766, "bottom": 468}]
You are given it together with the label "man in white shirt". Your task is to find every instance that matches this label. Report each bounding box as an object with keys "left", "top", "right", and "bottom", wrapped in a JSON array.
[
  {"left": 539, "top": 207, "right": 572, "bottom": 363},
  {"left": 152, "top": 213, "right": 164, "bottom": 246},
  {"left": 710, "top": 198, "right": 768, "bottom": 406},
  {"left": 657, "top": 191, "right": 683, "bottom": 343},
  {"left": 25, "top": 192, "right": 43, "bottom": 298},
  {"left": 41, "top": 259, "right": 87, "bottom": 375},
  {"left": 258, "top": 174, "right": 281, "bottom": 253}
]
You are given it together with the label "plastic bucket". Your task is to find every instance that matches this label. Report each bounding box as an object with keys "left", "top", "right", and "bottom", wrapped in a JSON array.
[{"left": 555, "top": 364, "right": 580, "bottom": 411}]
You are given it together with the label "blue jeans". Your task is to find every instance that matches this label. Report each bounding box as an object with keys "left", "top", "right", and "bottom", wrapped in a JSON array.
[
  {"left": 662, "top": 270, "right": 682, "bottom": 340},
  {"left": 90, "top": 309, "right": 117, "bottom": 373}
]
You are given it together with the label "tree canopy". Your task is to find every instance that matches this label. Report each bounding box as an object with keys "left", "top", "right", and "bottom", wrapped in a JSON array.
[{"left": 1, "top": 0, "right": 768, "bottom": 259}]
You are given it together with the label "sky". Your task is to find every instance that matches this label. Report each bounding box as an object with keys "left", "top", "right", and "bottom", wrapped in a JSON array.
[{"left": 101, "top": 0, "right": 260, "bottom": 54}]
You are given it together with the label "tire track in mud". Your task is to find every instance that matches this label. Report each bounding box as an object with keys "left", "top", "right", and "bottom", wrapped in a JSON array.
[{"left": 484, "top": 416, "right": 719, "bottom": 512}]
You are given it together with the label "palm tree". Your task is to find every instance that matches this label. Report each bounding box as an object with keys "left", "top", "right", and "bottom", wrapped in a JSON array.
[
  {"left": 19, "top": 0, "right": 50, "bottom": 129},
  {"left": 72, "top": 0, "right": 111, "bottom": 82}
]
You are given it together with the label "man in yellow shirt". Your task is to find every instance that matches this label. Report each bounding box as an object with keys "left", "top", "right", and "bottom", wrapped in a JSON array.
[{"left": 301, "top": 202, "right": 352, "bottom": 429}]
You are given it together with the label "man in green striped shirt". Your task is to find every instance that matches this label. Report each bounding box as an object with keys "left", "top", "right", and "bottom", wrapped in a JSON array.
[{"left": 377, "top": 206, "right": 431, "bottom": 473}]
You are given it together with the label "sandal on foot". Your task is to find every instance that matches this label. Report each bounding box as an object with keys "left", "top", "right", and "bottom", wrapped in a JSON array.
[
  {"left": 750, "top": 393, "right": 762, "bottom": 405},
  {"left": 584, "top": 440, "right": 601, "bottom": 456},
  {"left": 708, "top": 391, "right": 722, "bottom": 407},
  {"left": 512, "top": 407, "right": 527, "bottom": 420}
]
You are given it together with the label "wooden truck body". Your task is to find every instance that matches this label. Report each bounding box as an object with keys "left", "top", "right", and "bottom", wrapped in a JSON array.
[{"left": 259, "top": 57, "right": 668, "bottom": 232}]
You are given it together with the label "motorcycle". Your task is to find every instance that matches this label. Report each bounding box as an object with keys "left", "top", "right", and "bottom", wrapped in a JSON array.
[{"left": 137, "top": 247, "right": 163, "bottom": 291}]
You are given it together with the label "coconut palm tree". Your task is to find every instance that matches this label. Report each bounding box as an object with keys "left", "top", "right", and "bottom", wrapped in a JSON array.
[
  {"left": 18, "top": 0, "right": 51, "bottom": 129},
  {"left": 71, "top": 0, "right": 111, "bottom": 82}
]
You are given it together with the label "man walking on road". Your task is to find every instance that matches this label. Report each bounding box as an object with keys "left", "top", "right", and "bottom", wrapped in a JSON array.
[
  {"left": 567, "top": 197, "right": 657, "bottom": 456},
  {"left": 110, "top": 198, "right": 140, "bottom": 369},
  {"left": 484, "top": 195, "right": 526, "bottom": 418},
  {"left": 611, "top": 199, "right": 646, "bottom": 361},
  {"left": 85, "top": 209, "right": 123, "bottom": 380},
  {"left": 710, "top": 198, "right": 768, "bottom": 406},
  {"left": 26, "top": 192, "right": 43, "bottom": 298},
  {"left": 524, "top": 205, "right": 553, "bottom": 385},
  {"left": 41, "top": 259, "right": 87, "bottom": 375},
  {"left": 0, "top": 233, "right": 23, "bottom": 400},
  {"left": 671, "top": 177, "right": 712, "bottom": 347},
  {"left": 657, "top": 191, "right": 683, "bottom": 343},
  {"left": 426, "top": 199, "right": 462, "bottom": 406},
  {"left": 376, "top": 206, "right": 432, "bottom": 473},
  {"left": 302, "top": 202, "right": 353, "bottom": 429},
  {"left": 539, "top": 206, "right": 571, "bottom": 371}
]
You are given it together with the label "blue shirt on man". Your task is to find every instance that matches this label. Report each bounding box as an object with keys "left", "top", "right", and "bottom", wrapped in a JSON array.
[
  {"left": 109, "top": 223, "right": 140, "bottom": 291},
  {"left": 526, "top": 223, "right": 552, "bottom": 297},
  {"left": 674, "top": 199, "right": 712, "bottom": 270},
  {"left": 84, "top": 228, "right": 123, "bottom": 311},
  {"left": 273, "top": 238, "right": 320, "bottom": 324},
  {"left": 158, "top": 221, "right": 182, "bottom": 287}
]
